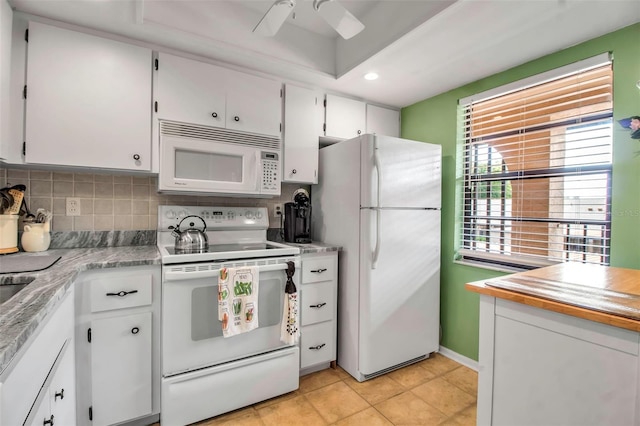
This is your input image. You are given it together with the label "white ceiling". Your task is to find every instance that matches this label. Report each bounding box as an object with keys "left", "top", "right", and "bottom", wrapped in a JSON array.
[{"left": 8, "top": 0, "right": 640, "bottom": 109}]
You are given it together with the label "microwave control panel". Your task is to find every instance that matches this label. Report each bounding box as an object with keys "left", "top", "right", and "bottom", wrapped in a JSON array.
[{"left": 261, "top": 151, "right": 280, "bottom": 194}]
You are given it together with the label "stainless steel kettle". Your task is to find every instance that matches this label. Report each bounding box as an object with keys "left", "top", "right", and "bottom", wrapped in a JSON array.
[{"left": 172, "top": 215, "right": 209, "bottom": 252}]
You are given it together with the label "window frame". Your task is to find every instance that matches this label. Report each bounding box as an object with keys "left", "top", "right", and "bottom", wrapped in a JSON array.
[{"left": 457, "top": 53, "right": 613, "bottom": 271}]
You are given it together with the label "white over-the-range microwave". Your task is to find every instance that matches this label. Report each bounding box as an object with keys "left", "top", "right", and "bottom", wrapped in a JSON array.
[{"left": 158, "top": 121, "right": 281, "bottom": 197}]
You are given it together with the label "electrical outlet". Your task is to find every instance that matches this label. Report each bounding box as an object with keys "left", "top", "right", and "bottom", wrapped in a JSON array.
[
  {"left": 66, "top": 197, "right": 81, "bottom": 216},
  {"left": 273, "top": 203, "right": 283, "bottom": 218}
]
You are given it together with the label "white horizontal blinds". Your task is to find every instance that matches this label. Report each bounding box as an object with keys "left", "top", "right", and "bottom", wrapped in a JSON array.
[{"left": 461, "top": 62, "right": 612, "bottom": 268}]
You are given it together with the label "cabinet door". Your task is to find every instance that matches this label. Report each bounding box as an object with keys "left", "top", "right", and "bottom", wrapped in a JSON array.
[
  {"left": 91, "top": 312, "right": 152, "bottom": 426},
  {"left": 324, "top": 94, "right": 366, "bottom": 139},
  {"left": 226, "top": 70, "right": 281, "bottom": 137},
  {"left": 155, "top": 52, "right": 226, "bottom": 129},
  {"left": 25, "top": 22, "right": 152, "bottom": 171},
  {"left": 366, "top": 104, "right": 400, "bottom": 137},
  {"left": 283, "top": 84, "right": 321, "bottom": 183},
  {"left": 0, "top": 0, "right": 12, "bottom": 162},
  {"left": 48, "top": 341, "right": 75, "bottom": 426}
]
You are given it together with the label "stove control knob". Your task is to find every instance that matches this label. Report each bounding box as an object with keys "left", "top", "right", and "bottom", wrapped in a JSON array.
[
  {"left": 178, "top": 210, "right": 188, "bottom": 218},
  {"left": 245, "top": 210, "right": 253, "bottom": 220},
  {"left": 255, "top": 211, "right": 263, "bottom": 219},
  {"left": 165, "top": 210, "right": 176, "bottom": 219}
]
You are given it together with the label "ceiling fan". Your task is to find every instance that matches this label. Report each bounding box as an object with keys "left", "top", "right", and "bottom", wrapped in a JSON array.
[{"left": 253, "top": 0, "right": 365, "bottom": 40}]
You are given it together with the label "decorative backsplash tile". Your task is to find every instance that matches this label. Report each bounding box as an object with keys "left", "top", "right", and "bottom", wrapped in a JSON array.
[{"left": 0, "top": 166, "right": 309, "bottom": 232}]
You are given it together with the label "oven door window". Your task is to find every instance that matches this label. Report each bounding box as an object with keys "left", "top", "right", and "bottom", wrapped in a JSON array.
[
  {"left": 190, "top": 276, "right": 282, "bottom": 341},
  {"left": 176, "top": 150, "right": 243, "bottom": 183}
]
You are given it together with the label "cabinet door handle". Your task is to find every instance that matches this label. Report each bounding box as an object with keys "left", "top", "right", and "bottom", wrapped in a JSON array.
[
  {"left": 291, "top": 169, "right": 297, "bottom": 174},
  {"left": 234, "top": 116, "right": 240, "bottom": 122},
  {"left": 131, "top": 327, "right": 140, "bottom": 335},
  {"left": 54, "top": 389, "right": 64, "bottom": 400},
  {"left": 310, "top": 268, "right": 327, "bottom": 273},
  {"left": 309, "top": 343, "right": 326, "bottom": 350},
  {"left": 43, "top": 415, "right": 54, "bottom": 426},
  {"left": 133, "top": 154, "right": 140, "bottom": 161},
  {"left": 357, "top": 130, "right": 362, "bottom": 135},
  {"left": 211, "top": 112, "right": 218, "bottom": 118},
  {"left": 106, "top": 290, "right": 138, "bottom": 297},
  {"left": 309, "top": 302, "right": 326, "bottom": 309}
]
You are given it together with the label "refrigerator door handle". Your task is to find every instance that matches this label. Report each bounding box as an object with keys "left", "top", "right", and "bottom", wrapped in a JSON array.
[
  {"left": 373, "top": 137, "right": 382, "bottom": 207},
  {"left": 371, "top": 137, "right": 382, "bottom": 269},
  {"left": 372, "top": 208, "right": 381, "bottom": 269}
]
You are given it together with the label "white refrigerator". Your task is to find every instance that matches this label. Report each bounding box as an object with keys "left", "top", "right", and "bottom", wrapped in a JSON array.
[{"left": 311, "top": 133, "right": 441, "bottom": 382}]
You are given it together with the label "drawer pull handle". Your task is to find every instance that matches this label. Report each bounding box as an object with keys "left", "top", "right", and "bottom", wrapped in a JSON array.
[
  {"left": 54, "top": 389, "right": 64, "bottom": 400},
  {"left": 106, "top": 290, "right": 138, "bottom": 297},
  {"left": 309, "top": 343, "right": 326, "bottom": 350},
  {"left": 131, "top": 327, "right": 140, "bottom": 334},
  {"left": 310, "top": 302, "right": 327, "bottom": 309},
  {"left": 310, "top": 268, "right": 327, "bottom": 273},
  {"left": 43, "top": 415, "right": 54, "bottom": 426}
]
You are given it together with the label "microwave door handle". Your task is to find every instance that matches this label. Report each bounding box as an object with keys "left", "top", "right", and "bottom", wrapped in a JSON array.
[{"left": 163, "top": 263, "right": 293, "bottom": 281}]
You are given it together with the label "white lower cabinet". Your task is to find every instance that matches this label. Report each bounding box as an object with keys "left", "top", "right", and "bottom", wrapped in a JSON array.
[
  {"left": 478, "top": 295, "right": 640, "bottom": 426},
  {"left": 0, "top": 288, "right": 75, "bottom": 426},
  {"left": 299, "top": 252, "right": 338, "bottom": 373},
  {"left": 75, "top": 265, "right": 161, "bottom": 426},
  {"left": 90, "top": 313, "right": 152, "bottom": 426},
  {"left": 26, "top": 340, "right": 76, "bottom": 426}
]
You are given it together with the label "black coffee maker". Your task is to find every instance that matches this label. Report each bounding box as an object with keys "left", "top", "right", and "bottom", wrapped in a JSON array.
[{"left": 283, "top": 188, "right": 312, "bottom": 244}]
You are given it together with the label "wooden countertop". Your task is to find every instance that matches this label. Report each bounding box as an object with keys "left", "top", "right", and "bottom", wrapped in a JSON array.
[{"left": 466, "top": 262, "right": 640, "bottom": 332}]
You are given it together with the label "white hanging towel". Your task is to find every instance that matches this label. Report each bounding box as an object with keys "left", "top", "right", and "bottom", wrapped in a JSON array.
[
  {"left": 280, "top": 261, "right": 300, "bottom": 345},
  {"left": 218, "top": 266, "right": 259, "bottom": 338}
]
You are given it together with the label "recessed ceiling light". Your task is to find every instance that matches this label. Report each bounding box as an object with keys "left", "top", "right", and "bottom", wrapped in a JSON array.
[{"left": 364, "top": 72, "right": 379, "bottom": 81}]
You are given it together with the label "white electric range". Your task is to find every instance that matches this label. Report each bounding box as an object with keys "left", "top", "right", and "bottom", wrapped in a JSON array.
[{"left": 157, "top": 205, "right": 301, "bottom": 426}]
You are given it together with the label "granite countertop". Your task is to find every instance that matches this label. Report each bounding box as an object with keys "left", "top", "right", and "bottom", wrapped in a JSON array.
[
  {"left": 466, "top": 263, "right": 640, "bottom": 332},
  {"left": 281, "top": 241, "right": 341, "bottom": 254},
  {"left": 0, "top": 246, "right": 160, "bottom": 375}
]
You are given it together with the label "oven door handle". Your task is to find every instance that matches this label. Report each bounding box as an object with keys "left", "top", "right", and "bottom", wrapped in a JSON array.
[{"left": 164, "top": 262, "right": 296, "bottom": 281}]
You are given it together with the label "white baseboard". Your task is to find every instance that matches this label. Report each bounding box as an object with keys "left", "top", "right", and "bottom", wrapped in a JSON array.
[{"left": 438, "top": 346, "right": 479, "bottom": 372}]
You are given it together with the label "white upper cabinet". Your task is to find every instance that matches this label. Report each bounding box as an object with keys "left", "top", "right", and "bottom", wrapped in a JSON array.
[
  {"left": 155, "top": 52, "right": 226, "bottom": 129},
  {"left": 24, "top": 22, "right": 152, "bottom": 171},
  {"left": 155, "top": 52, "right": 281, "bottom": 137},
  {"left": 324, "top": 94, "right": 366, "bottom": 140},
  {"left": 0, "top": 0, "right": 12, "bottom": 162},
  {"left": 283, "top": 84, "right": 322, "bottom": 184},
  {"left": 226, "top": 70, "right": 281, "bottom": 137},
  {"left": 366, "top": 104, "right": 400, "bottom": 137}
]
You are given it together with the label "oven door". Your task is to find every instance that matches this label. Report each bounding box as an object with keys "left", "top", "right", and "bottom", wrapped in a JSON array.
[
  {"left": 162, "top": 257, "right": 300, "bottom": 377},
  {"left": 159, "top": 134, "right": 260, "bottom": 194}
]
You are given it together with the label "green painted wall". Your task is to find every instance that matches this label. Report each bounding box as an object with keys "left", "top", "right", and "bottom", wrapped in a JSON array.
[{"left": 402, "top": 23, "right": 640, "bottom": 361}]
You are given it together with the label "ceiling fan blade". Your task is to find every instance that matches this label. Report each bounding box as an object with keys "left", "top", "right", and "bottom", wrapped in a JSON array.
[
  {"left": 313, "top": 0, "right": 365, "bottom": 40},
  {"left": 253, "top": 0, "right": 296, "bottom": 37}
]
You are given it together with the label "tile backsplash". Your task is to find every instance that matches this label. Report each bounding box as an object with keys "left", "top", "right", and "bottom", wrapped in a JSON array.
[{"left": 0, "top": 167, "right": 309, "bottom": 232}]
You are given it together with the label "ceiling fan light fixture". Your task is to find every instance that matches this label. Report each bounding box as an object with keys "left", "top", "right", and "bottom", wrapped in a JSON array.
[
  {"left": 364, "top": 72, "right": 379, "bottom": 81},
  {"left": 313, "top": 0, "right": 365, "bottom": 40},
  {"left": 252, "top": 0, "right": 296, "bottom": 37}
]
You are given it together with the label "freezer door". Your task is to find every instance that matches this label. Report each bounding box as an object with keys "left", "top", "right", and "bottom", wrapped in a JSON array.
[
  {"left": 358, "top": 208, "right": 441, "bottom": 376},
  {"left": 361, "top": 134, "right": 441, "bottom": 208}
]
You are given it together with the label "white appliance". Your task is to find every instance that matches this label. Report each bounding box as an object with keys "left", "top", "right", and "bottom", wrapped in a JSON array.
[
  {"left": 157, "top": 206, "right": 300, "bottom": 426},
  {"left": 158, "top": 120, "right": 281, "bottom": 197},
  {"left": 311, "top": 133, "right": 442, "bottom": 382}
]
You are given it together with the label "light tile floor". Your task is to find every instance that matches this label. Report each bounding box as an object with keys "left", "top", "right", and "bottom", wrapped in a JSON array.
[{"left": 189, "top": 353, "right": 477, "bottom": 426}]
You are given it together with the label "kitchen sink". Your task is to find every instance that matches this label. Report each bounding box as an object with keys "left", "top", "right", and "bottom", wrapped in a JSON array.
[{"left": 0, "top": 280, "right": 34, "bottom": 304}]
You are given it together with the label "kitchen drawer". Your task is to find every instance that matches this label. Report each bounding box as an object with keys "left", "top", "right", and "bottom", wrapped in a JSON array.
[
  {"left": 302, "top": 255, "right": 336, "bottom": 284},
  {"left": 90, "top": 271, "right": 153, "bottom": 313},
  {"left": 300, "top": 321, "right": 335, "bottom": 368},
  {"left": 301, "top": 282, "right": 334, "bottom": 326}
]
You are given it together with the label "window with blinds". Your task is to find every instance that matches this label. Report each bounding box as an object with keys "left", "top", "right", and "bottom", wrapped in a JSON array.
[{"left": 459, "top": 58, "right": 612, "bottom": 269}]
